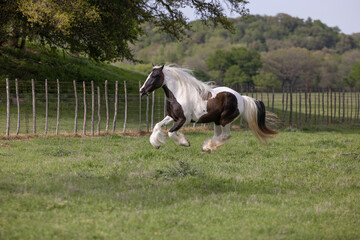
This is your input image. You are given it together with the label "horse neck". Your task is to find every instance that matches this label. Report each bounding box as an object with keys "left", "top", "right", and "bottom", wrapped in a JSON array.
[{"left": 163, "top": 76, "right": 208, "bottom": 119}]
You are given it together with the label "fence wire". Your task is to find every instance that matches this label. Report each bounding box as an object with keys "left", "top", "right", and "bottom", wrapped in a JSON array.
[{"left": 1, "top": 79, "right": 360, "bottom": 136}]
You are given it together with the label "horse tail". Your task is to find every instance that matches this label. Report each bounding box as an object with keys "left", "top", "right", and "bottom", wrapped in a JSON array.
[{"left": 242, "top": 96, "right": 278, "bottom": 142}]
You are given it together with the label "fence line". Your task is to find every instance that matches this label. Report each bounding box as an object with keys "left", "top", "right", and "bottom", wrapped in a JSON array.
[{"left": 1, "top": 79, "right": 360, "bottom": 137}]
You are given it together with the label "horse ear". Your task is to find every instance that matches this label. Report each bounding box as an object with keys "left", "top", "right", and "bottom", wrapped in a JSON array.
[
  {"left": 160, "top": 65, "right": 165, "bottom": 71},
  {"left": 152, "top": 63, "right": 155, "bottom": 67}
]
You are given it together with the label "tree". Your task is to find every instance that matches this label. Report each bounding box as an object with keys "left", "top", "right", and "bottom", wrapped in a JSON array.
[
  {"left": 0, "top": 0, "right": 248, "bottom": 62},
  {"left": 345, "top": 62, "right": 360, "bottom": 88},
  {"left": 253, "top": 72, "right": 281, "bottom": 89},
  {"left": 262, "top": 47, "right": 319, "bottom": 88},
  {"left": 206, "top": 47, "right": 261, "bottom": 85}
]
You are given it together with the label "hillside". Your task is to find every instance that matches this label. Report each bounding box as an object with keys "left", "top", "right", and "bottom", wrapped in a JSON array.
[
  {"left": 129, "top": 13, "right": 359, "bottom": 71},
  {"left": 0, "top": 44, "right": 147, "bottom": 93}
]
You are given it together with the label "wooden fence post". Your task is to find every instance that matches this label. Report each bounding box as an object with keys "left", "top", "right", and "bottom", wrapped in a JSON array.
[
  {"left": 350, "top": 89, "right": 353, "bottom": 122},
  {"left": 123, "top": 81, "right": 127, "bottom": 133},
  {"left": 338, "top": 90, "right": 341, "bottom": 122},
  {"left": 330, "top": 88, "right": 333, "bottom": 123},
  {"left": 164, "top": 93, "right": 167, "bottom": 130},
  {"left": 305, "top": 88, "right": 308, "bottom": 122},
  {"left": 151, "top": 91, "right": 155, "bottom": 131},
  {"left": 322, "top": 88, "right": 325, "bottom": 123},
  {"left": 272, "top": 87, "right": 275, "bottom": 112},
  {"left": 139, "top": 81, "right": 142, "bottom": 132},
  {"left": 281, "top": 86, "right": 285, "bottom": 121},
  {"left": 146, "top": 94, "right": 149, "bottom": 132},
  {"left": 285, "top": 86, "right": 289, "bottom": 122},
  {"left": 299, "top": 88, "right": 302, "bottom": 124},
  {"left": 56, "top": 79, "right": 60, "bottom": 135},
  {"left": 318, "top": 88, "right": 321, "bottom": 122},
  {"left": 112, "top": 81, "right": 118, "bottom": 132},
  {"left": 356, "top": 89, "right": 360, "bottom": 122},
  {"left": 334, "top": 89, "right": 337, "bottom": 122},
  {"left": 83, "top": 81, "right": 87, "bottom": 135},
  {"left": 45, "top": 79, "right": 48, "bottom": 134},
  {"left": 309, "top": 88, "right": 312, "bottom": 122},
  {"left": 32, "top": 79, "right": 36, "bottom": 134},
  {"left": 314, "top": 89, "right": 317, "bottom": 123},
  {"left": 91, "top": 81, "right": 94, "bottom": 136},
  {"left": 73, "top": 80, "right": 78, "bottom": 134},
  {"left": 295, "top": 88, "right": 298, "bottom": 123},
  {"left": 342, "top": 89, "right": 345, "bottom": 122},
  {"left": 97, "top": 86, "right": 101, "bottom": 136},
  {"left": 289, "top": 86, "right": 293, "bottom": 125},
  {"left": 16, "top": 79, "right": 20, "bottom": 135},
  {"left": 6, "top": 79, "right": 10, "bottom": 137},
  {"left": 105, "top": 80, "right": 109, "bottom": 133}
]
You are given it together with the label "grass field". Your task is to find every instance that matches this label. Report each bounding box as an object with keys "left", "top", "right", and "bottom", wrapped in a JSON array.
[{"left": 1, "top": 124, "right": 359, "bottom": 239}]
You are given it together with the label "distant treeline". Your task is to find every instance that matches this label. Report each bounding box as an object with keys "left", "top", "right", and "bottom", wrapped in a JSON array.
[{"left": 128, "top": 14, "right": 360, "bottom": 89}]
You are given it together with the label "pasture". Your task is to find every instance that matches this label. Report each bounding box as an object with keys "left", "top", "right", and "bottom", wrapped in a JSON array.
[{"left": 1, "top": 124, "right": 359, "bottom": 239}]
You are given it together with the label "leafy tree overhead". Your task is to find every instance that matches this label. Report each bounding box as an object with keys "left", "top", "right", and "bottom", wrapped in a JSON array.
[{"left": 0, "top": 0, "right": 248, "bottom": 62}]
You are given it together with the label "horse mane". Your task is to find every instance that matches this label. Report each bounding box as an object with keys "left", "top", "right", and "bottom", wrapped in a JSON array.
[{"left": 162, "top": 65, "right": 213, "bottom": 99}]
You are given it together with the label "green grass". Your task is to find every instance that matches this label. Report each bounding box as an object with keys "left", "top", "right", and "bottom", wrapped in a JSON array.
[{"left": 1, "top": 125, "right": 359, "bottom": 239}]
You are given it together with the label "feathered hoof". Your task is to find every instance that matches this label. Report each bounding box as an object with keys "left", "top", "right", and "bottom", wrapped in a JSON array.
[
  {"left": 179, "top": 140, "right": 190, "bottom": 147},
  {"left": 202, "top": 138, "right": 224, "bottom": 153},
  {"left": 177, "top": 132, "right": 190, "bottom": 147},
  {"left": 150, "top": 130, "right": 166, "bottom": 149}
]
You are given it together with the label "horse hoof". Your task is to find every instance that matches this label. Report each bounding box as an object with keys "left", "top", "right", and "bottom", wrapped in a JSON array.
[
  {"left": 180, "top": 141, "right": 190, "bottom": 147},
  {"left": 202, "top": 148, "right": 212, "bottom": 153}
]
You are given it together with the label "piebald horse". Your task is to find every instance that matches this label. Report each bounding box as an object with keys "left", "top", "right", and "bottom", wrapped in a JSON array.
[{"left": 140, "top": 65, "right": 278, "bottom": 152}]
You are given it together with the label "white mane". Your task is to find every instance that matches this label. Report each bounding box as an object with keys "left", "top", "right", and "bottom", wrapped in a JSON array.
[{"left": 161, "top": 65, "right": 212, "bottom": 99}]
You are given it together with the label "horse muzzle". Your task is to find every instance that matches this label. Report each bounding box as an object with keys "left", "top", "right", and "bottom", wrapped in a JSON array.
[{"left": 140, "top": 88, "right": 149, "bottom": 96}]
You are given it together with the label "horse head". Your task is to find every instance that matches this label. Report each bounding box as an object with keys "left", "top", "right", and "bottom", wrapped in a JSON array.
[{"left": 140, "top": 65, "right": 165, "bottom": 96}]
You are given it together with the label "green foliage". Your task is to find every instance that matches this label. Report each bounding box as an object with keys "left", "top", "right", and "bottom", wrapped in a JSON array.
[
  {"left": 253, "top": 72, "right": 281, "bottom": 89},
  {"left": 0, "top": 0, "right": 248, "bottom": 62},
  {"left": 132, "top": 14, "right": 357, "bottom": 66},
  {"left": 123, "top": 14, "right": 360, "bottom": 89},
  {"left": 345, "top": 62, "right": 360, "bottom": 88},
  {"left": 207, "top": 47, "right": 261, "bottom": 85},
  {"left": 262, "top": 47, "right": 319, "bottom": 88}
]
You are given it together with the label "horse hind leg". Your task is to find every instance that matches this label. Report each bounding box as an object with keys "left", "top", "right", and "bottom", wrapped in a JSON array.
[
  {"left": 221, "top": 124, "right": 231, "bottom": 140},
  {"left": 202, "top": 124, "right": 225, "bottom": 153}
]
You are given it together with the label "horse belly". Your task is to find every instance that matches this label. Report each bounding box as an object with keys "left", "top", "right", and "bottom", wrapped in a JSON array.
[{"left": 197, "top": 91, "right": 240, "bottom": 126}]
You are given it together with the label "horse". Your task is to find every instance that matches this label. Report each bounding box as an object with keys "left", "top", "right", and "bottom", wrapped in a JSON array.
[{"left": 140, "top": 65, "right": 278, "bottom": 152}]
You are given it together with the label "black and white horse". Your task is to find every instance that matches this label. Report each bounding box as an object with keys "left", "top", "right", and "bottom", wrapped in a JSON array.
[{"left": 140, "top": 65, "right": 277, "bottom": 152}]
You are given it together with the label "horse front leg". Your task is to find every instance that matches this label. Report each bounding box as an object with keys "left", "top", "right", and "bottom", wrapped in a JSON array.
[
  {"left": 150, "top": 116, "right": 173, "bottom": 148},
  {"left": 168, "top": 118, "right": 190, "bottom": 147}
]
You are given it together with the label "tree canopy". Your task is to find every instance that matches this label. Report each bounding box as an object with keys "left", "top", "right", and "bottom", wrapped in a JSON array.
[
  {"left": 206, "top": 47, "right": 261, "bottom": 85},
  {"left": 0, "top": 0, "right": 248, "bottom": 61}
]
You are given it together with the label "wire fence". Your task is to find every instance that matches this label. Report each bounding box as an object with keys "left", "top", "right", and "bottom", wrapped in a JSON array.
[{"left": 1, "top": 79, "right": 360, "bottom": 137}]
